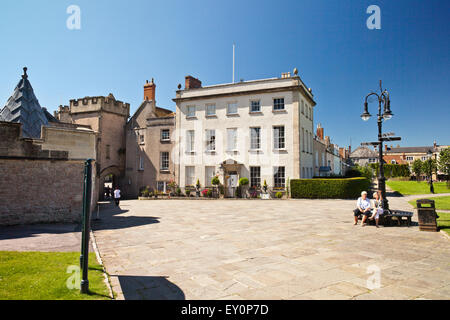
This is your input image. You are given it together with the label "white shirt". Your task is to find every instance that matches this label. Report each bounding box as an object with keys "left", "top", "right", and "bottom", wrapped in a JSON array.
[
  {"left": 357, "top": 197, "right": 370, "bottom": 210},
  {"left": 114, "top": 189, "right": 121, "bottom": 199}
]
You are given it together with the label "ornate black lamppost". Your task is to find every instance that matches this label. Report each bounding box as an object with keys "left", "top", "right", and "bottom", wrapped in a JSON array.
[{"left": 361, "top": 80, "right": 394, "bottom": 211}]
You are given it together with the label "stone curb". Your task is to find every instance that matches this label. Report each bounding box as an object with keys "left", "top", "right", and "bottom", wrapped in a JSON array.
[{"left": 90, "top": 230, "right": 115, "bottom": 300}]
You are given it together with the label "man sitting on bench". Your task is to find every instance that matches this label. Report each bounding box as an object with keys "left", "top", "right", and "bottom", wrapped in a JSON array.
[{"left": 353, "top": 191, "right": 371, "bottom": 226}]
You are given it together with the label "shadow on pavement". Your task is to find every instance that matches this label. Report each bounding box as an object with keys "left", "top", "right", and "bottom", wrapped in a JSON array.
[
  {"left": 0, "top": 223, "right": 81, "bottom": 241},
  {"left": 92, "top": 202, "right": 160, "bottom": 231},
  {"left": 118, "top": 275, "right": 185, "bottom": 300}
]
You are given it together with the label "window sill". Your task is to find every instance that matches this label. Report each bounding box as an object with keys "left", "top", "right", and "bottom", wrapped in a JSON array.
[
  {"left": 205, "top": 150, "right": 216, "bottom": 154},
  {"left": 226, "top": 113, "right": 239, "bottom": 117},
  {"left": 272, "top": 109, "right": 287, "bottom": 113},
  {"left": 249, "top": 111, "right": 263, "bottom": 115},
  {"left": 249, "top": 149, "right": 263, "bottom": 153},
  {"left": 205, "top": 115, "right": 217, "bottom": 118},
  {"left": 185, "top": 151, "right": 196, "bottom": 155},
  {"left": 160, "top": 169, "right": 170, "bottom": 174},
  {"left": 160, "top": 139, "right": 171, "bottom": 143},
  {"left": 273, "top": 148, "right": 288, "bottom": 152},
  {"left": 186, "top": 116, "right": 197, "bottom": 120}
]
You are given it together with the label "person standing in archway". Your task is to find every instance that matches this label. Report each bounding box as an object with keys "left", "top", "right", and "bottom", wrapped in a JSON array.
[{"left": 113, "top": 186, "right": 121, "bottom": 206}]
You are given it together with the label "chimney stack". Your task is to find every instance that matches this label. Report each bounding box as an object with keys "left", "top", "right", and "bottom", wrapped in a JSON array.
[
  {"left": 316, "top": 123, "right": 324, "bottom": 140},
  {"left": 185, "top": 75, "right": 202, "bottom": 90},
  {"left": 144, "top": 78, "right": 156, "bottom": 101}
]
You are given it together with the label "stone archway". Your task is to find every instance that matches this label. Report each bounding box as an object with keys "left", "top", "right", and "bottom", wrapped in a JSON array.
[{"left": 99, "top": 165, "right": 122, "bottom": 200}]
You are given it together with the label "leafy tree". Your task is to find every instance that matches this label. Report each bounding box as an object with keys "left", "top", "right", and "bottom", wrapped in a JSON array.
[
  {"left": 438, "top": 147, "right": 450, "bottom": 187},
  {"left": 412, "top": 159, "right": 423, "bottom": 181},
  {"left": 422, "top": 158, "right": 437, "bottom": 181}
]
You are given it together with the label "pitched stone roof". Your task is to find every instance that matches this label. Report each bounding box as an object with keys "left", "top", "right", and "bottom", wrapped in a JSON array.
[
  {"left": 350, "top": 146, "right": 378, "bottom": 158},
  {"left": 0, "top": 68, "right": 49, "bottom": 138}
]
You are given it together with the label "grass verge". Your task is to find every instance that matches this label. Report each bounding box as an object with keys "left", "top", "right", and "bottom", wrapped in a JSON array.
[
  {"left": 437, "top": 212, "right": 450, "bottom": 236},
  {"left": 408, "top": 196, "right": 450, "bottom": 210},
  {"left": 0, "top": 251, "right": 110, "bottom": 300},
  {"left": 387, "top": 181, "right": 449, "bottom": 195}
]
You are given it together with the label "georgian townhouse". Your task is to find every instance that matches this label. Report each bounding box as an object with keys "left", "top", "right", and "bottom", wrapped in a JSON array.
[{"left": 173, "top": 71, "right": 316, "bottom": 197}]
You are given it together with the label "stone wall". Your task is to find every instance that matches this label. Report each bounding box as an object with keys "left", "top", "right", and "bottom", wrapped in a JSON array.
[
  {"left": 0, "top": 121, "right": 96, "bottom": 226},
  {"left": 0, "top": 159, "right": 85, "bottom": 225}
]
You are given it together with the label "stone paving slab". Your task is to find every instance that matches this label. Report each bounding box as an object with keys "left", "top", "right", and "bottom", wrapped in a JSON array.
[{"left": 92, "top": 196, "right": 450, "bottom": 300}]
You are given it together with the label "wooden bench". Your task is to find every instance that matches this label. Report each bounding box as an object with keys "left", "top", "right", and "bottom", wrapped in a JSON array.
[
  {"left": 381, "top": 210, "right": 413, "bottom": 227},
  {"left": 357, "top": 209, "right": 413, "bottom": 227}
]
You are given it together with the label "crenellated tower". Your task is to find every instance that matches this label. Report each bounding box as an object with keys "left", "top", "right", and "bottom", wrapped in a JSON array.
[{"left": 55, "top": 93, "right": 130, "bottom": 200}]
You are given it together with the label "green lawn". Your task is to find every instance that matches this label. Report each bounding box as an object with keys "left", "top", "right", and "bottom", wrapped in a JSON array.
[
  {"left": 437, "top": 212, "right": 450, "bottom": 236},
  {"left": 0, "top": 251, "right": 111, "bottom": 300},
  {"left": 408, "top": 196, "right": 450, "bottom": 210},
  {"left": 386, "top": 180, "right": 450, "bottom": 195}
]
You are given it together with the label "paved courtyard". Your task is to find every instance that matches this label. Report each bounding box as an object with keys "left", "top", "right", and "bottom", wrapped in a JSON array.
[{"left": 93, "top": 196, "right": 450, "bottom": 300}]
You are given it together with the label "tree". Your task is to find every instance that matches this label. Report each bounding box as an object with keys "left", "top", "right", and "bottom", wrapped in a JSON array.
[
  {"left": 422, "top": 158, "right": 437, "bottom": 181},
  {"left": 412, "top": 159, "right": 423, "bottom": 181},
  {"left": 438, "top": 147, "right": 450, "bottom": 187}
]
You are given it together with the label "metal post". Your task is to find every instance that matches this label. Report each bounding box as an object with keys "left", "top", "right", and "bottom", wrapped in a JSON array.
[
  {"left": 377, "top": 114, "right": 388, "bottom": 210},
  {"left": 79, "top": 162, "right": 88, "bottom": 269},
  {"left": 80, "top": 159, "right": 93, "bottom": 294}
]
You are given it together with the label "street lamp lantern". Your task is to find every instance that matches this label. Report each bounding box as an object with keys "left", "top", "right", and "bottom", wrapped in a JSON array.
[
  {"left": 361, "top": 102, "right": 372, "bottom": 121},
  {"left": 361, "top": 80, "right": 393, "bottom": 211},
  {"left": 383, "top": 99, "right": 393, "bottom": 120}
]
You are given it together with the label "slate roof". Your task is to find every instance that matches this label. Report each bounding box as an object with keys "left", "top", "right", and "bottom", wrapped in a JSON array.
[
  {"left": 350, "top": 146, "right": 378, "bottom": 158},
  {"left": 0, "top": 68, "right": 49, "bottom": 138},
  {"left": 386, "top": 146, "right": 434, "bottom": 154}
]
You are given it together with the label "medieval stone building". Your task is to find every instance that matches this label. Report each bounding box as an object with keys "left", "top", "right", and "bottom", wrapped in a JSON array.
[
  {"left": 123, "top": 79, "right": 175, "bottom": 198},
  {"left": 54, "top": 93, "right": 130, "bottom": 200}
]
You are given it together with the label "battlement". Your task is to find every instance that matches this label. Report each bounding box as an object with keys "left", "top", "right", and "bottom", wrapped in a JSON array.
[{"left": 69, "top": 93, "right": 130, "bottom": 118}]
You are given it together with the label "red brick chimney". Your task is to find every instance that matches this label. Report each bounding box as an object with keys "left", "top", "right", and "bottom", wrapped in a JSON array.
[
  {"left": 144, "top": 79, "right": 156, "bottom": 101},
  {"left": 316, "top": 124, "right": 324, "bottom": 140},
  {"left": 185, "top": 75, "right": 202, "bottom": 90}
]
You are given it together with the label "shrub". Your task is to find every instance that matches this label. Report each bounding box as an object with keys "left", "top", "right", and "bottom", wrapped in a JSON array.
[
  {"left": 176, "top": 187, "right": 182, "bottom": 196},
  {"left": 290, "top": 177, "right": 370, "bottom": 199},
  {"left": 207, "top": 189, "right": 213, "bottom": 198},
  {"left": 275, "top": 192, "right": 283, "bottom": 199},
  {"left": 369, "top": 163, "right": 410, "bottom": 178},
  {"left": 211, "top": 176, "right": 220, "bottom": 186},
  {"left": 185, "top": 189, "right": 191, "bottom": 197},
  {"left": 239, "top": 177, "right": 249, "bottom": 186}
]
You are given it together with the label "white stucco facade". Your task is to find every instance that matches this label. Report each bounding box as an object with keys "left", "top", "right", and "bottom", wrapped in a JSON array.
[{"left": 173, "top": 75, "right": 316, "bottom": 195}]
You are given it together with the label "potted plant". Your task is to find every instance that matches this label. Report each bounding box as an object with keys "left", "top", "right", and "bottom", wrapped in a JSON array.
[
  {"left": 239, "top": 177, "right": 249, "bottom": 198},
  {"left": 185, "top": 189, "right": 191, "bottom": 197},
  {"left": 196, "top": 179, "right": 201, "bottom": 197},
  {"left": 211, "top": 176, "right": 220, "bottom": 198}
]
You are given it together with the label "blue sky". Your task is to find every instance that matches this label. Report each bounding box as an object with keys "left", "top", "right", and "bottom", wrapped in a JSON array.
[{"left": 1, "top": 0, "right": 449, "bottom": 149}]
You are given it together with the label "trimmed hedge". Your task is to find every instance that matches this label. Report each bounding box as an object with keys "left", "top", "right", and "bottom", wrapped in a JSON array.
[{"left": 290, "top": 177, "right": 371, "bottom": 199}]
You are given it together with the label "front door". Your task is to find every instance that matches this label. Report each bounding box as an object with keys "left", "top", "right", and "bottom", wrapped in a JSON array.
[{"left": 226, "top": 173, "right": 238, "bottom": 197}]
